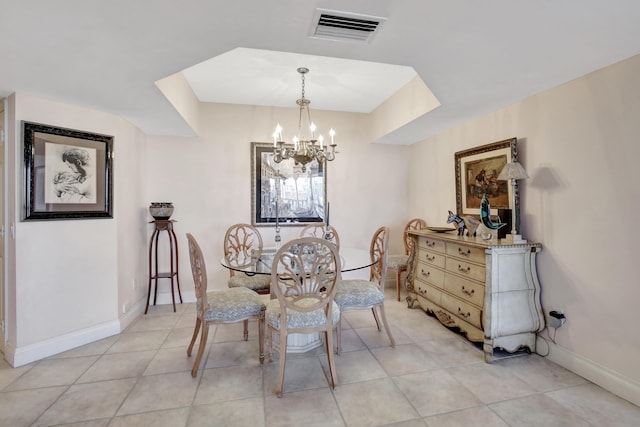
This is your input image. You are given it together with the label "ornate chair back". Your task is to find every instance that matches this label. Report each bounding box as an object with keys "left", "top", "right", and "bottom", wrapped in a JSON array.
[
  {"left": 223, "top": 223, "right": 271, "bottom": 294},
  {"left": 223, "top": 223, "right": 264, "bottom": 274},
  {"left": 299, "top": 223, "right": 340, "bottom": 248},
  {"left": 403, "top": 218, "right": 427, "bottom": 254},
  {"left": 186, "top": 233, "right": 266, "bottom": 377},
  {"left": 333, "top": 226, "right": 395, "bottom": 354},
  {"left": 187, "top": 232, "right": 210, "bottom": 317},
  {"left": 267, "top": 237, "right": 342, "bottom": 396},
  {"left": 369, "top": 226, "right": 390, "bottom": 289},
  {"left": 388, "top": 218, "right": 426, "bottom": 301}
]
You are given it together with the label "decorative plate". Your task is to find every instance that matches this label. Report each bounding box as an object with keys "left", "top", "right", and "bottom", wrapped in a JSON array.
[{"left": 426, "top": 226, "right": 457, "bottom": 233}]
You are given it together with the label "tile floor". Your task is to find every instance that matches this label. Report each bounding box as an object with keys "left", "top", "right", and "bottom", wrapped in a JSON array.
[{"left": 1, "top": 289, "right": 639, "bottom": 427}]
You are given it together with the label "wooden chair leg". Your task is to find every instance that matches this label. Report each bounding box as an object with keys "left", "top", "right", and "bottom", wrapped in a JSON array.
[
  {"left": 336, "top": 317, "right": 342, "bottom": 355},
  {"left": 187, "top": 317, "right": 201, "bottom": 356},
  {"left": 191, "top": 323, "right": 209, "bottom": 377},
  {"left": 276, "top": 330, "right": 287, "bottom": 398},
  {"left": 377, "top": 303, "right": 395, "bottom": 347},
  {"left": 396, "top": 268, "right": 403, "bottom": 301},
  {"left": 325, "top": 329, "right": 337, "bottom": 389},
  {"left": 371, "top": 307, "right": 382, "bottom": 331},
  {"left": 268, "top": 327, "right": 274, "bottom": 362}
]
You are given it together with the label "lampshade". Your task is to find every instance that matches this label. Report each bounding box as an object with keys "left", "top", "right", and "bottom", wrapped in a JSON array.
[{"left": 498, "top": 161, "right": 529, "bottom": 181}]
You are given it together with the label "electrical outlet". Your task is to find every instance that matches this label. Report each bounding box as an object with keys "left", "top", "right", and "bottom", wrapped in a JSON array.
[{"left": 548, "top": 310, "right": 566, "bottom": 328}]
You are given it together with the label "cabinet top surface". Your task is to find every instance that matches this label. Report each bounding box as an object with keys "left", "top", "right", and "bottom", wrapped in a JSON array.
[{"left": 410, "top": 229, "right": 541, "bottom": 249}]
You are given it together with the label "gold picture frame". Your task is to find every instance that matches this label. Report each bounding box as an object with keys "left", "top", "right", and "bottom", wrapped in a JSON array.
[{"left": 455, "top": 137, "right": 520, "bottom": 232}]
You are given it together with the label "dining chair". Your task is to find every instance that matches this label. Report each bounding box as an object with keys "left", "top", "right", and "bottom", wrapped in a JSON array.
[
  {"left": 387, "top": 218, "right": 427, "bottom": 301},
  {"left": 334, "top": 226, "right": 395, "bottom": 354},
  {"left": 224, "top": 223, "right": 271, "bottom": 294},
  {"left": 299, "top": 223, "right": 340, "bottom": 248},
  {"left": 186, "top": 233, "right": 266, "bottom": 377},
  {"left": 266, "top": 237, "right": 342, "bottom": 397}
]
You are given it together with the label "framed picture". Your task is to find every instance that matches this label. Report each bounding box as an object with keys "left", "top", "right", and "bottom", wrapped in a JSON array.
[
  {"left": 251, "top": 142, "right": 325, "bottom": 226},
  {"left": 455, "top": 137, "right": 520, "bottom": 230},
  {"left": 23, "top": 121, "right": 113, "bottom": 220}
]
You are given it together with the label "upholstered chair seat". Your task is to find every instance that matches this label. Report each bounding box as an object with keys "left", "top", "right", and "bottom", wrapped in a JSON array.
[
  {"left": 201, "top": 287, "right": 265, "bottom": 322},
  {"left": 266, "top": 298, "right": 340, "bottom": 330},
  {"left": 227, "top": 273, "right": 271, "bottom": 293},
  {"left": 386, "top": 254, "right": 409, "bottom": 271},
  {"left": 335, "top": 280, "right": 385, "bottom": 308},
  {"left": 334, "top": 226, "right": 395, "bottom": 355}
]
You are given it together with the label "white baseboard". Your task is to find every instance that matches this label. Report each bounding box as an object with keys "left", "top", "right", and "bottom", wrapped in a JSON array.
[
  {"left": 119, "top": 298, "right": 146, "bottom": 331},
  {"left": 538, "top": 336, "right": 640, "bottom": 406},
  {"left": 3, "top": 291, "right": 197, "bottom": 368},
  {"left": 6, "top": 320, "right": 121, "bottom": 367},
  {"left": 151, "top": 289, "right": 196, "bottom": 306}
]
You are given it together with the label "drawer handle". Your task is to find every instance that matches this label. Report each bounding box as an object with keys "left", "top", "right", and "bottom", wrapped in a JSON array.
[
  {"left": 458, "top": 248, "right": 471, "bottom": 257},
  {"left": 425, "top": 254, "right": 435, "bottom": 262},
  {"left": 419, "top": 287, "right": 427, "bottom": 295},
  {"left": 458, "top": 308, "right": 471, "bottom": 319},
  {"left": 461, "top": 286, "right": 475, "bottom": 296},
  {"left": 426, "top": 240, "right": 436, "bottom": 247},
  {"left": 458, "top": 264, "right": 471, "bottom": 273},
  {"left": 420, "top": 269, "right": 431, "bottom": 278}
]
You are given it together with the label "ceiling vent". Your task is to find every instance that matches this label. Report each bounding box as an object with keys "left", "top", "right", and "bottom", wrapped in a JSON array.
[{"left": 310, "top": 9, "right": 386, "bottom": 44}]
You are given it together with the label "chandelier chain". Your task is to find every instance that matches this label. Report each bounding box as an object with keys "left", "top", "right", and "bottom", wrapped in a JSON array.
[{"left": 272, "top": 67, "right": 338, "bottom": 173}]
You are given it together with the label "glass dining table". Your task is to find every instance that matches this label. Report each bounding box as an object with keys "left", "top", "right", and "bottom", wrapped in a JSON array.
[
  {"left": 220, "top": 246, "right": 374, "bottom": 276},
  {"left": 220, "top": 246, "right": 374, "bottom": 353}
]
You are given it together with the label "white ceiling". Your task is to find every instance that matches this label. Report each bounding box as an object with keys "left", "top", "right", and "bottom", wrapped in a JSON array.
[
  {"left": 181, "top": 48, "right": 417, "bottom": 113},
  {"left": 2, "top": 1, "right": 640, "bottom": 144}
]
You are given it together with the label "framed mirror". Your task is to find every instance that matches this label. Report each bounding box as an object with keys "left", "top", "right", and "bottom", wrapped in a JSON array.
[{"left": 251, "top": 142, "right": 325, "bottom": 226}]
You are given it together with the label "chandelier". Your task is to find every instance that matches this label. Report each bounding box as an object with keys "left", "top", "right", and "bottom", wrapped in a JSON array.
[{"left": 272, "top": 67, "right": 337, "bottom": 172}]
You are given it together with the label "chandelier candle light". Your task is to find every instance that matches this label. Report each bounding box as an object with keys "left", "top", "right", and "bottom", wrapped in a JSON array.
[{"left": 272, "top": 67, "right": 337, "bottom": 173}]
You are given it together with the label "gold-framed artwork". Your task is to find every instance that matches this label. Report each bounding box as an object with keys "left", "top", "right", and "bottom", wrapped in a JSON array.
[{"left": 455, "top": 137, "right": 520, "bottom": 232}]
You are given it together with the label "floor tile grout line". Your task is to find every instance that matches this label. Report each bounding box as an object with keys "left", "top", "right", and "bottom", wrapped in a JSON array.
[
  {"left": 30, "top": 383, "right": 74, "bottom": 426},
  {"left": 4, "top": 294, "right": 637, "bottom": 426}
]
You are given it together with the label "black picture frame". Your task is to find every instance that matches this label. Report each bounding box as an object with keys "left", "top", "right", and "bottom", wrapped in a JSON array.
[
  {"left": 23, "top": 121, "right": 113, "bottom": 220},
  {"left": 454, "top": 137, "right": 520, "bottom": 233},
  {"left": 251, "top": 142, "right": 325, "bottom": 226}
]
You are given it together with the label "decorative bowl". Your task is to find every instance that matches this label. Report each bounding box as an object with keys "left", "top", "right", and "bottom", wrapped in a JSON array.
[
  {"left": 149, "top": 202, "right": 174, "bottom": 220},
  {"left": 426, "top": 226, "right": 456, "bottom": 233}
]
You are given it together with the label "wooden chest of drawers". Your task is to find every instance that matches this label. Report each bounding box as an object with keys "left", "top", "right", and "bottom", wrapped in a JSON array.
[{"left": 406, "top": 230, "right": 544, "bottom": 362}]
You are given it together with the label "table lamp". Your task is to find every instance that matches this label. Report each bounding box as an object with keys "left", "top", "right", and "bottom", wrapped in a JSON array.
[{"left": 497, "top": 161, "right": 529, "bottom": 243}]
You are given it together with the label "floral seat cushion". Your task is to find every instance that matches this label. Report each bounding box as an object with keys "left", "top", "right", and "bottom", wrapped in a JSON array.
[
  {"left": 228, "top": 272, "right": 271, "bottom": 292},
  {"left": 200, "top": 287, "right": 265, "bottom": 322},
  {"left": 334, "top": 280, "right": 385, "bottom": 308},
  {"left": 386, "top": 254, "right": 409, "bottom": 270},
  {"left": 266, "top": 298, "right": 340, "bottom": 329}
]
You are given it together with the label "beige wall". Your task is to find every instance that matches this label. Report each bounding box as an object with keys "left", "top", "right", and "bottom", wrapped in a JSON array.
[
  {"left": 145, "top": 102, "right": 411, "bottom": 293},
  {"left": 4, "top": 52, "right": 639, "bottom": 406},
  {"left": 5, "top": 93, "right": 148, "bottom": 366},
  {"left": 409, "top": 54, "right": 640, "bottom": 404}
]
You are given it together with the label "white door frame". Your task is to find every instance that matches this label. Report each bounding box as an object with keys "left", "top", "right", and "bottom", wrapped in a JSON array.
[{"left": 0, "top": 98, "right": 6, "bottom": 353}]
